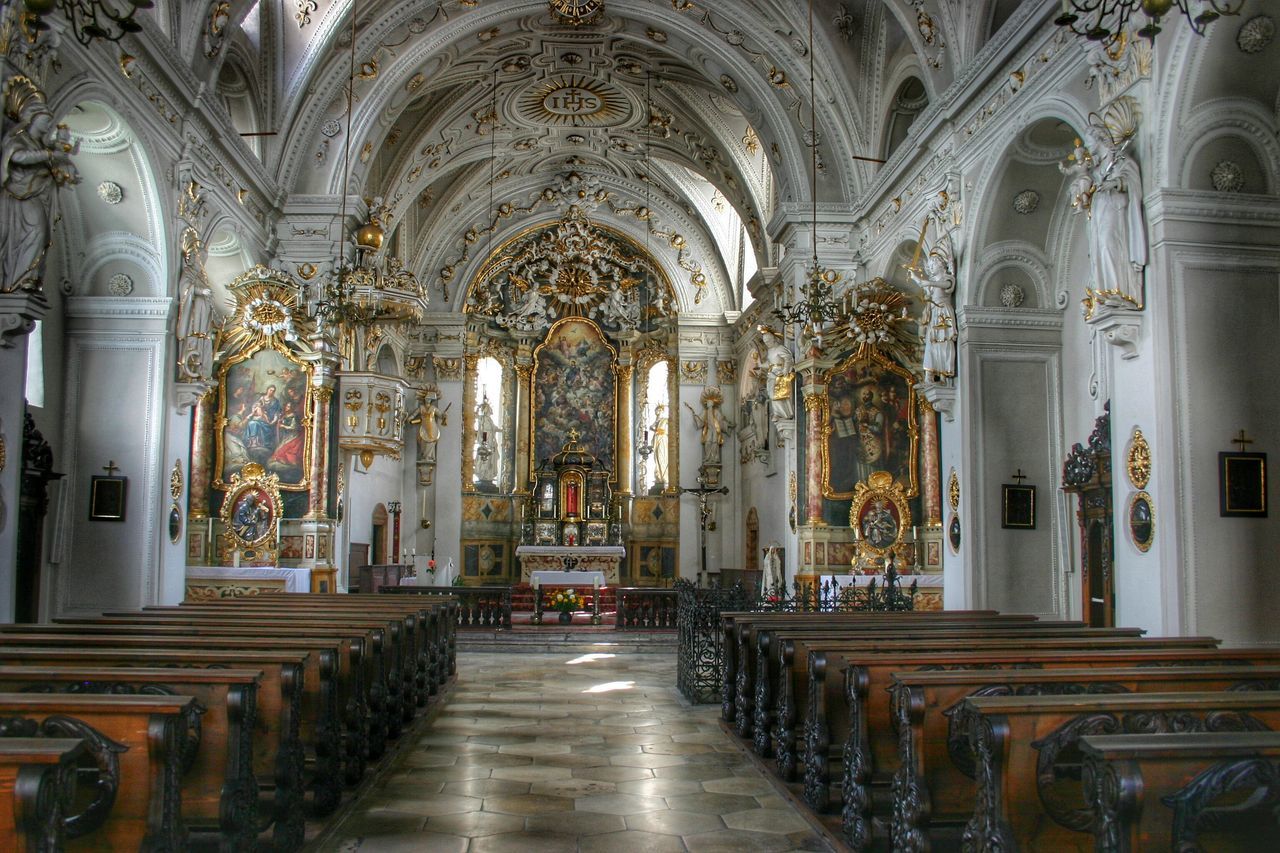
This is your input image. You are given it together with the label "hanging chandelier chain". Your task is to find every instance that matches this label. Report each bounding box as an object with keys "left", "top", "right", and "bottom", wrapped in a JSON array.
[
  {"left": 487, "top": 66, "right": 498, "bottom": 267},
  {"left": 1054, "top": 0, "right": 1245, "bottom": 43}
]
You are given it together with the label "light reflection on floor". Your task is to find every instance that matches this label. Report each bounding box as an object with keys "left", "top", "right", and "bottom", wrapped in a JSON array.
[{"left": 323, "top": 651, "right": 828, "bottom": 852}]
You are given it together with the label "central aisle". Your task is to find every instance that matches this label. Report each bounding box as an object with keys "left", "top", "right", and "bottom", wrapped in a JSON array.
[{"left": 322, "top": 651, "right": 828, "bottom": 852}]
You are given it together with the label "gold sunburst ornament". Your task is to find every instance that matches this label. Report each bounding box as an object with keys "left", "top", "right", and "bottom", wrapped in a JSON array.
[{"left": 1127, "top": 427, "right": 1151, "bottom": 489}]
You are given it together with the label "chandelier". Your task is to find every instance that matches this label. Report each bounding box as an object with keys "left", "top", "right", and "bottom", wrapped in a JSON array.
[
  {"left": 314, "top": 205, "right": 427, "bottom": 331},
  {"left": 773, "top": 0, "right": 844, "bottom": 354},
  {"left": 1054, "top": 0, "right": 1244, "bottom": 42},
  {"left": 21, "top": 0, "right": 149, "bottom": 45}
]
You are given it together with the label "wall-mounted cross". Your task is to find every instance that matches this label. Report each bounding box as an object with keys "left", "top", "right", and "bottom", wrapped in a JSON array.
[
  {"left": 1232, "top": 430, "right": 1255, "bottom": 453},
  {"left": 1010, "top": 469, "right": 1028, "bottom": 485},
  {"left": 102, "top": 460, "right": 120, "bottom": 477}
]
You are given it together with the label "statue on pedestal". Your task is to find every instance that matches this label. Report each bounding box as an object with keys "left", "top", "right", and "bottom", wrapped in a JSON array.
[
  {"left": 1, "top": 76, "right": 79, "bottom": 294},
  {"left": 408, "top": 389, "right": 447, "bottom": 482},
  {"left": 908, "top": 232, "right": 957, "bottom": 382},
  {"left": 758, "top": 325, "right": 795, "bottom": 422},
  {"left": 473, "top": 395, "right": 501, "bottom": 489},
  {"left": 176, "top": 228, "right": 216, "bottom": 382},
  {"left": 686, "top": 386, "right": 733, "bottom": 468},
  {"left": 650, "top": 403, "right": 670, "bottom": 491}
]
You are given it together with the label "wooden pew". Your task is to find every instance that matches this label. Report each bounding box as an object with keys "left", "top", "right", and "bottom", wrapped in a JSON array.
[
  {"left": 0, "top": 647, "right": 308, "bottom": 851},
  {"left": 821, "top": 645, "right": 1280, "bottom": 850},
  {"left": 0, "top": 665, "right": 262, "bottom": 851},
  {"left": 719, "top": 610, "right": 1022, "bottom": 726},
  {"left": 0, "top": 693, "right": 197, "bottom": 851},
  {"left": 1080, "top": 731, "right": 1280, "bottom": 852},
  {"left": 957, "top": 691, "right": 1280, "bottom": 851},
  {"left": 0, "top": 739, "right": 85, "bottom": 852},
  {"left": 747, "top": 622, "right": 1146, "bottom": 757},
  {"left": 889, "top": 665, "right": 1280, "bottom": 850}
]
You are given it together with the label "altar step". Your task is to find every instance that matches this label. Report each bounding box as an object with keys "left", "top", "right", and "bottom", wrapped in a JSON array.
[
  {"left": 510, "top": 582, "right": 617, "bottom": 612},
  {"left": 457, "top": 624, "right": 676, "bottom": 654}
]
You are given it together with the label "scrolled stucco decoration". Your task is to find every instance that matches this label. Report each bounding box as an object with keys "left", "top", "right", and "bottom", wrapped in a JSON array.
[
  {"left": 1210, "top": 160, "right": 1245, "bottom": 193},
  {"left": 107, "top": 273, "right": 134, "bottom": 296},
  {"left": 999, "top": 284, "right": 1024, "bottom": 308},
  {"left": 1237, "top": 15, "right": 1275, "bottom": 54},
  {"left": 1012, "top": 189, "right": 1039, "bottom": 215}
]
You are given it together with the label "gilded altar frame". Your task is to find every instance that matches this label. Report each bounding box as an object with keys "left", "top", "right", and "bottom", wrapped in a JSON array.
[
  {"left": 821, "top": 349, "right": 919, "bottom": 500},
  {"left": 848, "top": 470, "right": 914, "bottom": 568},
  {"left": 221, "top": 462, "right": 284, "bottom": 553},
  {"left": 529, "top": 317, "right": 620, "bottom": 484}
]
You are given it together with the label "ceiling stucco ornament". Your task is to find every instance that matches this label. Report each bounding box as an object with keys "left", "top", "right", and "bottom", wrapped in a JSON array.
[
  {"left": 97, "top": 180, "right": 123, "bottom": 204},
  {"left": 1012, "top": 189, "right": 1039, "bottom": 215},
  {"left": 107, "top": 273, "right": 134, "bottom": 296},
  {"left": 719, "top": 74, "right": 738, "bottom": 93},
  {"left": 320, "top": 119, "right": 341, "bottom": 138},
  {"left": 1211, "top": 160, "right": 1245, "bottom": 193},
  {"left": 1237, "top": 15, "right": 1275, "bottom": 54},
  {"left": 514, "top": 75, "right": 633, "bottom": 128},
  {"left": 550, "top": 0, "right": 604, "bottom": 26},
  {"left": 999, "top": 284, "right": 1025, "bottom": 308}
]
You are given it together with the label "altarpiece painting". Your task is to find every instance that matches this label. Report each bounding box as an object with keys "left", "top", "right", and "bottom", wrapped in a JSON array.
[
  {"left": 531, "top": 318, "right": 617, "bottom": 475},
  {"left": 822, "top": 350, "right": 918, "bottom": 500},
  {"left": 216, "top": 346, "right": 312, "bottom": 490}
]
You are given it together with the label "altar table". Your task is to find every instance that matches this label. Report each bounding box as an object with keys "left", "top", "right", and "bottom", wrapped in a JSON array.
[{"left": 516, "top": 545, "right": 624, "bottom": 585}]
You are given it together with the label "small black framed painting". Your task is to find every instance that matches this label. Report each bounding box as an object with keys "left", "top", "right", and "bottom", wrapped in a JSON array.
[
  {"left": 1219, "top": 452, "right": 1267, "bottom": 517},
  {"left": 89, "top": 476, "right": 127, "bottom": 521},
  {"left": 1001, "top": 484, "right": 1036, "bottom": 530}
]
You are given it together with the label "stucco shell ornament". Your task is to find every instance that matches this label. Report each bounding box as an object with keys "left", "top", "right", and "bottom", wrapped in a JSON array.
[
  {"left": 1012, "top": 189, "right": 1039, "bottom": 215},
  {"left": 1211, "top": 160, "right": 1245, "bottom": 193},
  {"left": 107, "top": 273, "right": 133, "bottom": 296},
  {"left": 1237, "top": 15, "right": 1275, "bottom": 54},
  {"left": 999, "top": 284, "right": 1025, "bottom": 308},
  {"left": 242, "top": 296, "right": 299, "bottom": 341},
  {"left": 97, "top": 180, "right": 123, "bottom": 204}
]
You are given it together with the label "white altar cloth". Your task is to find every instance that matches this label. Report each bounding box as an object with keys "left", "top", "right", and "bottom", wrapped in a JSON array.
[
  {"left": 186, "top": 565, "right": 312, "bottom": 594},
  {"left": 531, "top": 570, "right": 607, "bottom": 588},
  {"left": 516, "top": 545, "right": 625, "bottom": 584}
]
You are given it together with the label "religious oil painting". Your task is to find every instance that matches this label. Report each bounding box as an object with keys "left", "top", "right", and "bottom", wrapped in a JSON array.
[
  {"left": 89, "top": 475, "right": 127, "bottom": 521},
  {"left": 1219, "top": 452, "right": 1267, "bottom": 517},
  {"left": 856, "top": 497, "right": 901, "bottom": 551},
  {"left": 532, "top": 318, "right": 617, "bottom": 474},
  {"left": 1002, "top": 484, "right": 1037, "bottom": 530},
  {"left": 228, "top": 485, "right": 276, "bottom": 546},
  {"left": 822, "top": 350, "right": 918, "bottom": 500},
  {"left": 218, "top": 347, "right": 311, "bottom": 490}
]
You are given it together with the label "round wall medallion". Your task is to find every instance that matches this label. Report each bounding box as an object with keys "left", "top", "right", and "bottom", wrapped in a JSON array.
[
  {"left": 999, "top": 284, "right": 1025, "bottom": 308},
  {"left": 947, "top": 514, "right": 961, "bottom": 553},
  {"left": 97, "top": 181, "right": 123, "bottom": 204},
  {"left": 514, "top": 75, "right": 632, "bottom": 128},
  {"left": 169, "top": 502, "right": 183, "bottom": 544},
  {"left": 1238, "top": 15, "right": 1275, "bottom": 54},
  {"left": 1012, "top": 189, "right": 1039, "bottom": 215},
  {"left": 1211, "top": 160, "right": 1245, "bottom": 193},
  {"left": 107, "top": 273, "right": 134, "bottom": 296},
  {"left": 1128, "top": 491, "right": 1154, "bottom": 553}
]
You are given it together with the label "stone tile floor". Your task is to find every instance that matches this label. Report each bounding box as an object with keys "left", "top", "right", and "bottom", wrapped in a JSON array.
[{"left": 320, "top": 651, "right": 829, "bottom": 852}]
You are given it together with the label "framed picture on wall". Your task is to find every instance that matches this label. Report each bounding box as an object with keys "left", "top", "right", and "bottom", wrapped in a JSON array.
[
  {"left": 1219, "top": 452, "right": 1267, "bottom": 517},
  {"left": 1001, "top": 484, "right": 1036, "bottom": 529},
  {"left": 89, "top": 475, "right": 127, "bottom": 521}
]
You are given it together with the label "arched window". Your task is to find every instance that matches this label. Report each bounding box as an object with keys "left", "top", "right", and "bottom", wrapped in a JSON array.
[
  {"left": 473, "top": 356, "right": 504, "bottom": 486},
  {"left": 639, "top": 360, "right": 670, "bottom": 493},
  {"left": 24, "top": 320, "right": 44, "bottom": 408}
]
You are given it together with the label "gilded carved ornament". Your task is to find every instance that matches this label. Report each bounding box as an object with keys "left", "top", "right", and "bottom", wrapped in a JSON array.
[
  {"left": 1127, "top": 427, "right": 1151, "bottom": 490},
  {"left": 948, "top": 468, "right": 960, "bottom": 511},
  {"left": 849, "top": 471, "right": 914, "bottom": 568}
]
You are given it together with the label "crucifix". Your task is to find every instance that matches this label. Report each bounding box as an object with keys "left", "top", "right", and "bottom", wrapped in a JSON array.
[
  {"left": 102, "top": 460, "right": 120, "bottom": 476},
  {"left": 680, "top": 476, "right": 729, "bottom": 583},
  {"left": 1232, "top": 430, "right": 1254, "bottom": 453},
  {"left": 1010, "top": 469, "right": 1028, "bottom": 485}
]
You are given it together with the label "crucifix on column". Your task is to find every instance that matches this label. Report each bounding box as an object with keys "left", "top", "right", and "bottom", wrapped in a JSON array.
[{"left": 680, "top": 475, "right": 729, "bottom": 583}]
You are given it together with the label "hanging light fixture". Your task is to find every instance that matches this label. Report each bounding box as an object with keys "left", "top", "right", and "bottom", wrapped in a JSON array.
[
  {"left": 773, "top": 0, "right": 844, "bottom": 354},
  {"left": 21, "top": 0, "right": 149, "bottom": 45},
  {"left": 1054, "top": 0, "right": 1244, "bottom": 43}
]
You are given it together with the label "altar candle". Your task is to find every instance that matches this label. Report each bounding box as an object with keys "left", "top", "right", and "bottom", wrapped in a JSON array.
[{"left": 232, "top": 548, "right": 241, "bottom": 568}]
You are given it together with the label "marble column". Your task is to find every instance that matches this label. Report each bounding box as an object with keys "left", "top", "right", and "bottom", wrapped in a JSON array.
[
  {"left": 513, "top": 357, "right": 533, "bottom": 491},
  {"left": 803, "top": 392, "right": 826, "bottom": 525},
  {"left": 919, "top": 398, "right": 942, "bottom": 526},
  {"left": 461, "top": 354, "right": 479, "bottom": 486},
  {"left": 616, "top": 363, "right": 634, "bottom": 496},
  {"left": 188, "top": 388, "right": 216, "bottom": 520},
  {"left": 306, "top": 386, "right": 333, "bottom": 519}
]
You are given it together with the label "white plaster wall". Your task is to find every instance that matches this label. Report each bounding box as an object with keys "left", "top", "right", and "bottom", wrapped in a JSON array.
[
  {"left": 432, "top": 379, "right": 465, "bottom": 575},
  {"left": 346, "top": 454, "right": 407, "bottom": 564}
]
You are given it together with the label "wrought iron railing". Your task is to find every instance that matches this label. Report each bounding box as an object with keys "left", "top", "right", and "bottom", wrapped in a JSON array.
[
  {"left": 676, "top": 568, "right": 917, "bottom": 704},
  {"left": 615, "top": 588, "right": 678, "bottom": 630},
  {"left": 381, "top": 585, "right": 512, "bottom": 630}
]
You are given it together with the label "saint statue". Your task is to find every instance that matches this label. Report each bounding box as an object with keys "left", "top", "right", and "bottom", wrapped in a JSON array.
[
  {"left": 176, "top": 228, "right": 216, "bottom": 382},
  {"left": 762, "top": 544, "right": 785, "bottom": 600},
  {"left": 688, "top": 387, "right": 733, "bottom": 467},
  {"left": 909, "top": 233, "right": 958, "bottom": 382},
  {"left": 408, "top": 391, "right": 447, "bottom": 466},
  {"left": 758, "top": 326, "right": 795, "bottom": 421},
  {"left": 651, "top": 404, "right": 670, "bottom": 490},
  {"left": 1061, "top": 128, "right": 1147, "bottom": 308},
  {"left": 1, "top": 76, "right": 79, "bottom": 294},
  {"left": 473, "top": 395, "right": 501, "bottom": 486},
  {"left": 749, "top": 365, "right": 771, "bottom": 454}
]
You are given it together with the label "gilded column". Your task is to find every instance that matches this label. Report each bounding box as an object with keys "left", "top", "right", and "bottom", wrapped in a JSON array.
[
  {"left": 513, "top": 360, "right": 533, "bottom": 491},
  {"left": 803, "top": 392, "right": 826, "bottom": 525},
  {"left": 189, "top": 388, "right": 217, "bottom": 519},
  {"left": 919, "top": 398, "right": 942, "bottom": 525},
  {"left": 616, "top": 363, "right": 634, "bottom": 496},
  {"left": 306, "top": 386, "right": 333, "bottom": 518},
  {"left": 461, "top": 354, "right": 480, "bottom": 486}
]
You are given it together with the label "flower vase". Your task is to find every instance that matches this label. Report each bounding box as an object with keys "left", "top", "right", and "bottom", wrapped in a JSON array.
[{"left": 558, "top": 610, "right": 572, "bottom": 625}]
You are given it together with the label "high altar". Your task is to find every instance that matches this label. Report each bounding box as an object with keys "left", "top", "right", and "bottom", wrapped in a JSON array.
[{"left": 516, "top": 430, "right": 624, "bottom": 583}]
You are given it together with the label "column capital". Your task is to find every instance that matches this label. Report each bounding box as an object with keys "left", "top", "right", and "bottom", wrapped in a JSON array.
[{"left": 0, "top": 292, "right": 49, "bottom": 348}]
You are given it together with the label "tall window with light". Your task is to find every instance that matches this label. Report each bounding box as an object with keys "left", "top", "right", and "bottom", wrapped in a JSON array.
[
  {"left": 473, "top": 356, "right": 504, "bottom": 488},
  {"left": 639, "top": 360, "right": 670, "bottom": 494}
]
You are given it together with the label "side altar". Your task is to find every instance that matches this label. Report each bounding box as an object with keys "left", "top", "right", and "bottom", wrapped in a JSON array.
[{"left": 517, "top": 430, "right": 624, "bottom": 583}]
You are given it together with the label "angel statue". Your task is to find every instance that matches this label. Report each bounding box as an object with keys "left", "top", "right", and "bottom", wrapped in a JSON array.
[
  {"left": 908, "top": 232, "right": 957, "bottom": 382},
  {"left": 1, "top": 76, "right": 80, "bottom": 294}
]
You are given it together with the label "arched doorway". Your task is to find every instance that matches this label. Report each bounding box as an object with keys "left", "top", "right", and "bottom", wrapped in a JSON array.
[{"left": 745, "top": 507, "right": 760, "bottom": 588}]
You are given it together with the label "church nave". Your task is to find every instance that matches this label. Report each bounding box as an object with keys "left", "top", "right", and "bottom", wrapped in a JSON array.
[{"left": 320, "top": 652, "right": 824, "bottom": 853}]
